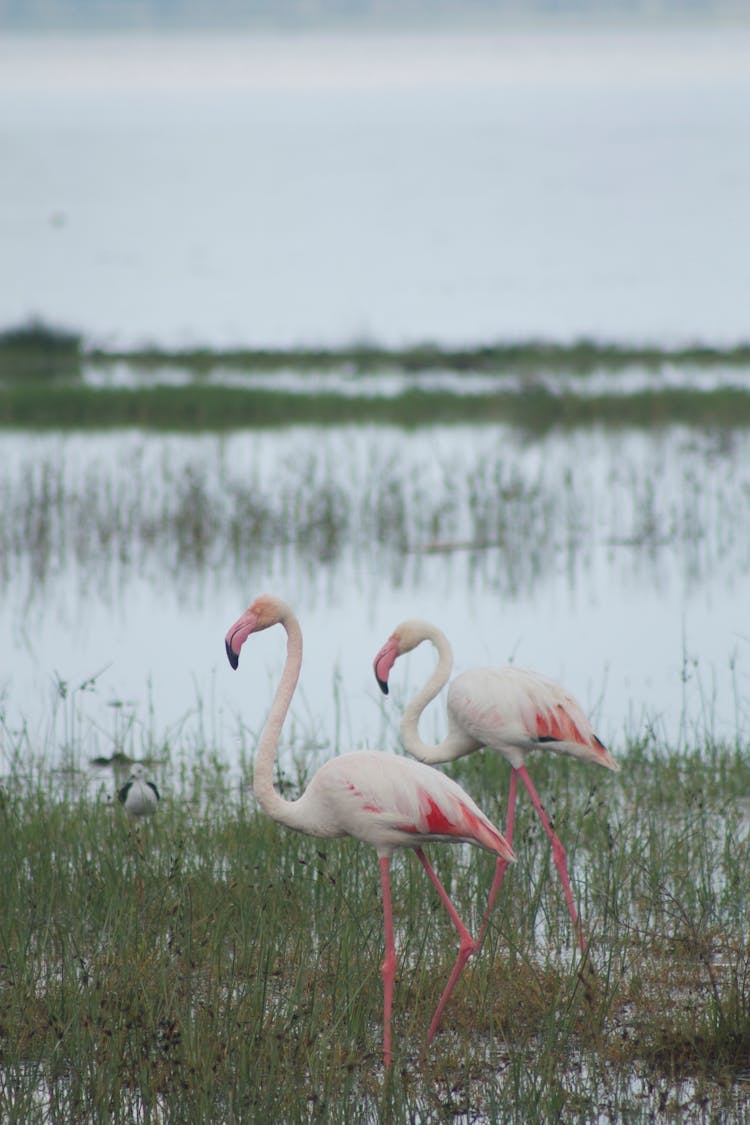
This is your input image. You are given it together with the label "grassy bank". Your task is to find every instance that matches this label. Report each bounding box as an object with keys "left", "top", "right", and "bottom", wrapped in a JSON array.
[
  {"left": 3, "top": 322, "right": 750, "bottom": 431},
  {"left": 3, "top": 322, "right": 750, "bottom": 380},
  {"left": 85, "top": 339, "right": 750, "bottom": 376},
  {"left": 1, "top": 736, "right": 749, "bottom": 1122},
  {"left": 4, "top": 382, "right": 750, "bottom": 432}
]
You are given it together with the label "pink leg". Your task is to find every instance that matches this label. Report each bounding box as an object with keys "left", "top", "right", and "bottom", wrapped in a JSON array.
[
  {"left": 415, "top": 847, "right": 478, "bottom": 1043},
  {"left": 478, "top": 767, "right": 519, "bottom": 947},
  {"left": 517, "top": 766, "right": 587, "bottom": 952},
  {"left": 379, "top": 855, "right": 396, "bottom": 1069}
]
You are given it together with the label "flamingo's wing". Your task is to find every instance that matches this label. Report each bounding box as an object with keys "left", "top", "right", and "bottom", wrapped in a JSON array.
[
  {"left": 394, "top": 757, "right": 514, "bottom": 857},
  {"left": 448, "top": 666, "right": 618, "bottom": 771},
  {"left": 313, "top": 751, "right": 514, "bottom": 858}
]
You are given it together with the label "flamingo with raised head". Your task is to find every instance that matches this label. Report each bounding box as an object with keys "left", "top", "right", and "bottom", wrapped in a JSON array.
[
  {"left": 225, "top": 595, "right": 515, "bottom": 1068},
  {"left": 373, "top": 619, "right": 619, "bottom": 952}
]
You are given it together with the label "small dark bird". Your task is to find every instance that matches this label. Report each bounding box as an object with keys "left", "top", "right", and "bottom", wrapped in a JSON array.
[{"left": 118, "top": 765, "right": 160, "bottom": 820}]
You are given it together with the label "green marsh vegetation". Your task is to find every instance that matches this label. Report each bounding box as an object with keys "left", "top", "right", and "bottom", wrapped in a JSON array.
[
  {"left": 0, "top": 322, "right": 82, "bottom": 383},
  {"left": 1, "top": 713, "right": 749, "bottom": 1122},
  {"left": 8, "top": 381, "right": 750, "bottom": 432},
  {"left": 3, "top": 320, "right": 750, "bottom": 431}
]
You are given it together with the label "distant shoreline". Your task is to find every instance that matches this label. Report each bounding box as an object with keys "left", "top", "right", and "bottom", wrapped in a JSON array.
[
  {"left": 3, "top": 321, "right": 750, "bottom": 430},
  {"left": 3, "top": 321, "right": 750, "bottom": 375}
]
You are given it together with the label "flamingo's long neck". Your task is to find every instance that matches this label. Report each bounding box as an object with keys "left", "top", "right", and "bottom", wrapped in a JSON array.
[
  {"left": 400, "top": 626, "right": 473, "bottom": 763},
  {"left": 252, "top": 611, "right": 309, "bottom": 832}
]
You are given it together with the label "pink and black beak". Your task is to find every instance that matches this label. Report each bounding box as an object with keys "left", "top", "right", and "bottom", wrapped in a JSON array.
[
  {"left": 225, "top": 635, "right": 240, "bottom": 670},
  {"left": 225, "top": 608, "right": 259, "bottom": 671},
  {"left": 373, "top": 636, "right": 399, "bottom": 695}
]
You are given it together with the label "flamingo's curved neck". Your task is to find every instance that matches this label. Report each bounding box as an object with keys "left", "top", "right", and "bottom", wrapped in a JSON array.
[
  {"left": 400, "top": 626, "right": 472, "bottom": 763},
  {"left": 252, "top": 611, "right": 308, "bottom": 832}
]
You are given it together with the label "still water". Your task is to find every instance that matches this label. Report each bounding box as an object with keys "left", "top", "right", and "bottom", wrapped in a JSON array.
[
  {"left": 1, "top": 420, "right": 748, "bottom": 769},
  {"left": 2, "top": 27, "right": 750, "bottom": 349}
]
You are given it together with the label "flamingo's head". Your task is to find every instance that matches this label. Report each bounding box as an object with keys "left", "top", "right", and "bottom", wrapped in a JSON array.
[
  {"left": 373, "top": 620, "right": 432, "bottom": 694},
  {"left": 225, "top": 594, "right": 287, "bottom": 669}
]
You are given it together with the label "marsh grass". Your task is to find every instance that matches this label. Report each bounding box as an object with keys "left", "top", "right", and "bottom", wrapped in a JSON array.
[
  {"left": 1, "top": 429, "right": 746, "bottom": 608},
  {"left": 1, "top": 725, "right": 749, "bottom": 1123},
  {"left": 3, "top": 322, "right": 750, "bottom": 380},
  {"left": 3, "top": 322, "right": 750, "bottom": 430},
  {"left": 86, "top": 339, "right": 750, "bottom": 375},
  {"left": 4, "top": 381, "right": 750, "bottom": 432}
]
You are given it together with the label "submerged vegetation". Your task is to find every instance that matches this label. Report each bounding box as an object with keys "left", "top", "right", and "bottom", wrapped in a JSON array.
[
  {"left": 3, "top": 320, "right": 750, "bottom": 430},
  {"left": 1, "top": 725, "right": 749, "bottom": 1122},
  {"left": 1, "top": 426, "right": 746, "bottom": 608}
]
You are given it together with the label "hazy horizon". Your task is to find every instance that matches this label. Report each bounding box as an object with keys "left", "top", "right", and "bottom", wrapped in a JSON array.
[{"left": 1, "top": 0, "right": 748, "bottom": 33}]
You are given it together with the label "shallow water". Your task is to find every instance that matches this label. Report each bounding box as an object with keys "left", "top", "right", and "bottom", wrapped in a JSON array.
[
  {"left": 1, "top": 421, "right": 748, "bottom": 772},
  {"left": 2, "top": 26, "right": 750, "bottom": 349},
  {"left": 81, "top": 359, "right": 750, "bottom": 397}
]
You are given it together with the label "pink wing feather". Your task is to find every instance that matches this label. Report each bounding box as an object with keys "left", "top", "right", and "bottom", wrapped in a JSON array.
[
  {"left": 311, "top": 750, "right": 514, "bottom": 859},
  {"left": 447, "top": 666, "right": 618, "bottom": 770}
]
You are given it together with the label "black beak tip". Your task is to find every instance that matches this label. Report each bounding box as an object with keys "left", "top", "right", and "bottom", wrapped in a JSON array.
[
  {"left": 376, "top": 676, "right": 389, "bottom": 696},
  {"left": 225, "top": 640, "right": 239, "bottom": 670}
]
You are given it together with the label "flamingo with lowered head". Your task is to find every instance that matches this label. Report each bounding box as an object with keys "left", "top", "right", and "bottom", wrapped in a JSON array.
[
  {"left": 225, "top": 595, "right": 515, "bottom": 1068},
  {"left": 373, "top": 619, "right": 619, "bottom": 952}
]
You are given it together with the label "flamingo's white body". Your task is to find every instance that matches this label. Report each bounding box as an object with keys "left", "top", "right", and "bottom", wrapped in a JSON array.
[
  {"left": 373, "top": 619, "right": 619, "bottom": 951},
  {"left": 225, "top": 595, "right": 515, "bottom": 1068}
]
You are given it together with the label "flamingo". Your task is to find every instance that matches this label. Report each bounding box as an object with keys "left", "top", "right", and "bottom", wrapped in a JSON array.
[
  {"left": 225, "top": 595, "right": 515, "bottom": 1068},
  {"left": 373, "top": 620, "right": 619, "bottom": 953}
]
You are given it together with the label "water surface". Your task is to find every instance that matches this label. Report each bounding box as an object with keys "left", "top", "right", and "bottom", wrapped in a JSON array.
[
  {"left": 2, "top": 27, "right": 749, "bottom": 349},
  {"left": 1, "top": 421, "right": 747, "bottom": 772}
]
